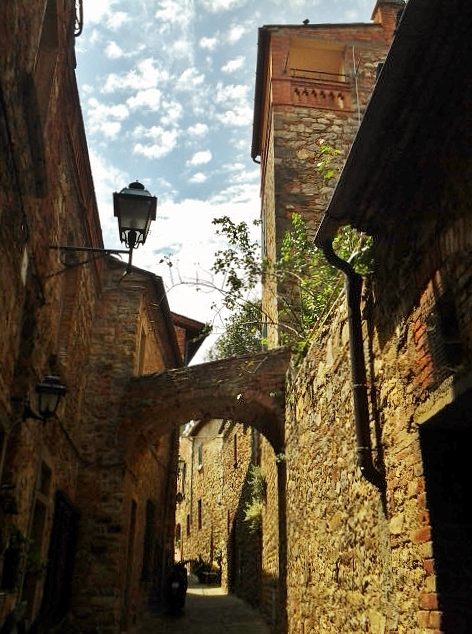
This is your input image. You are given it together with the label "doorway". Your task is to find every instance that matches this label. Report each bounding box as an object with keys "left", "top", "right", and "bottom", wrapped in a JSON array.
[
  {"left": 36, "top": 491, "right": 79, "bottom": 629},
  {"left": 420, "top": 390, "right": 472, "bottom": 633}
]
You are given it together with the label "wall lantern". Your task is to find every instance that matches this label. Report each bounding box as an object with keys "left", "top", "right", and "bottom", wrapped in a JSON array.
[
  {"left": 176, "top": 456, "right": 186, "bottom": 504},
  {"left": 113, "top": 181, "right": 157, "bottom": 251},
  {"left": 177, "top": 455, "right": 186, "bottom": 472},
  {"left": 52, "top": 181, "right": 157, "bottom": 273},
  {"left": 22, "top": 375, "right": 67, "bottom": 424}
]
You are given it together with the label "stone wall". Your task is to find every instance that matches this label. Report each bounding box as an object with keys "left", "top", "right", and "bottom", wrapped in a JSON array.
[
  {"left": 284, "top": 294, "right": 395, "bottom": 634},
  {"left": 177, "top": 423, "right": 250, "bottom": 568},
  {"left": 279, "top": 201, "right": 472, "bottom": 633},
  {"left": 0, "top": 4, "right": 187, "bottom": 632},
  {"left": 70, "top": 260, "right": 182, "bottom": 632}
]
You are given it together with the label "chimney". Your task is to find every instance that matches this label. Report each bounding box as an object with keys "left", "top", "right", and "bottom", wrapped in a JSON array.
[{"left": 371, "top": 0, "right": 406, "bottom": 41}]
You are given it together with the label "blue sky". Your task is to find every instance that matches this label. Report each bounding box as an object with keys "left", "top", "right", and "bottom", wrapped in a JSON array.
[{"left": 75, "top": 0, "right": 374, "bottom": 355}]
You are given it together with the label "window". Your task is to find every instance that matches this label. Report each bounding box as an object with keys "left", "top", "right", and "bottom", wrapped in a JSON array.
[
  {"left": 186, "top": 514, "right": 191, "bottom": 537},
  {"left": 141, "top": 500, "right": 155, "bottom": 581},
  {"left": 136, "top": 325, "right": 147, "bottom": 375},
  {"left": 289, "top": 41, "right": 345, "bottom": 83},
  {"left": 197, "top": 499, "right": 202, "bottom": 530},
  {"left": 233, "top": 434, "right": 238, "bottom": 468},
  {"left": 197, "top": 443, "right": 203, "bottom": 471},
  {"left": 20, "top": 462, "right": 55, "bottom": 618}
]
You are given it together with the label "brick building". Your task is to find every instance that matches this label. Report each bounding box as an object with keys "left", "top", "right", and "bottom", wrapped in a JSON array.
[
  {"left": 251, "top": 0, "right": 405, "bottom": 348},
  {"left": 0, "top": 1, "right": 204, "bottom": 632}
]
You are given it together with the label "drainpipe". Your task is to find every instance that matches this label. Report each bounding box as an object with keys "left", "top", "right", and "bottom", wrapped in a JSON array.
[{"left": 319, "top": 240, "right": 384, "bottom": 490}]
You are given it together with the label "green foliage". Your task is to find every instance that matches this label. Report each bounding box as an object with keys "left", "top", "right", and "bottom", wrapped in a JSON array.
[
  {"left": 209, "top": 140, "right": 373, "bottom": 358},
  {"left": 207, "top": 300, "right": 264, "bottom": 360},
  {"left": 212, "top": 217, "right": 261, "bottom": 311},
  {"left": 316, "top": 137, "right": 342, "bottom": 181},
  {"left": 244, "top": 500, "right": 263, "bottom": 534},
  {"left": 248, "top": 464, "right": 267, "bottom": 502},
  {"left": 211, "top": 212, "right": 371, "bottom": 356},
  {"left": 244, "top": 465, "right": 267, "bottom": 534}
]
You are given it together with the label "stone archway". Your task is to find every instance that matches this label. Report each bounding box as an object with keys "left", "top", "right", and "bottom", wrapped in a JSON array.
[{"left": 117, "top": 347, "right": 291, "bottom": 457}]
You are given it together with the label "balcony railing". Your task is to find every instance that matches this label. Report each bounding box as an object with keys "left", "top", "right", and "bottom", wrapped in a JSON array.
[
  {"left": 289, "top": 68, "right": 351, "bottom": 111},
  {"left": 290, "top": 68, "right": 348, "bottom": 83}
]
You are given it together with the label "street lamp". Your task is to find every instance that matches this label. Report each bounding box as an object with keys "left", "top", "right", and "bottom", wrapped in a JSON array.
[
  {"left": 113, "top": 181, "right": 157, "bottom": 270},
  {"left": 22, "top": 375, "right": 67, "bottom": 424},
  {"left": 52, "top": 180, "right": 157, "bottom": 273}
]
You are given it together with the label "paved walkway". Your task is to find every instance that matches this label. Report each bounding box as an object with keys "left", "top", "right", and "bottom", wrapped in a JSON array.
[{"left": 137, "top": 576, "right": 271, "bottom": 634}]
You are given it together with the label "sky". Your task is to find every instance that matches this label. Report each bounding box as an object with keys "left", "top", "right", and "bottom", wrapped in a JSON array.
[{"left": 75, "top": 0, "right": 375, "bottom": 359}]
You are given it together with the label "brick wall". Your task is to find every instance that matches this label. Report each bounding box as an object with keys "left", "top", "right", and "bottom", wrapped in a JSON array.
[{"left": 278, "top": 201, "right": 472, "bottom": 633}]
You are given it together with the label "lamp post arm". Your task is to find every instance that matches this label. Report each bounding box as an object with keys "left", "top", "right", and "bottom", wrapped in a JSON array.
[{"left": 50, "top": 246, "right": 130, "bottom": 255}]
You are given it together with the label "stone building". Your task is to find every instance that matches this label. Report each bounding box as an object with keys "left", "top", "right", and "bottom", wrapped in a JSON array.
[
  {"left": 247, "top": 3, "right": 405, "bottom": 629},
  {"left": 251, "top": 0, "right": 405, "bottom": 348},
  {"left": 281, "top": 0, "right": 472, "bottom": 631},
  {"left": 0, "top": 1, "right": 204, "bottom": 632},
  {"left": 176, "top": 419, "right": 263, "bottom": 605}
]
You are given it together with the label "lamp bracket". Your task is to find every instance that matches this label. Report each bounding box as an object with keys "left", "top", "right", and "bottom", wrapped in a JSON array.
[
  {"left": 50, "top": 246, "right": 130, "bottom": 255},
  {"left": 22, "top": 398, "right": 47, "bottom": 423},
  {"left": 50, "top": 245, "right": 134, "bottom": 273},
  {"left": 10, "top": 397, "right": 45, "bottom": 423}
]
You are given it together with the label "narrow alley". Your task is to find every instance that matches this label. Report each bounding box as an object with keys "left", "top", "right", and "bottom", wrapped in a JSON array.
[{"left": 137, "top": 576, "right": 271, "bottom": 634}]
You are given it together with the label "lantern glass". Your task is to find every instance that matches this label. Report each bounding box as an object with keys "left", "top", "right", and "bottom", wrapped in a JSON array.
[
  {"left": 35, "top": 375, "right": 67, "bottom": 419},
  {"left": 113, "top": 181, "right": 157, "bottom": 248}
]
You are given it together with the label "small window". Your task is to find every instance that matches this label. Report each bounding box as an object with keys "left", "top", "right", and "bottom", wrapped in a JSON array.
[
  {"left": 141, "top": 500, "right": 155, "bottom": 581},
  {"left": 137, "top": 326, "right": 147, "bottom": 375},
  {"left": 186, "top": 514, "right": 191, "bottom": 537},
  {"left": 198, "top": 499, "right": 202, "bottom": 530},
  {"left": 38, "top": 462, "right": 52, "bottom": 496},
  {"left": 197, "top": 443, "right": 203, "bottom": 471}
]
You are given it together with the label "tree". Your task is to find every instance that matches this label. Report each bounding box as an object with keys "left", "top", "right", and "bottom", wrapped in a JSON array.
[
  {"left": 208, "top": 139, "right": 372, "bottom": 356},
  {"left": 210, "top": 213, "right": 371, "bottom": 356},
  {"left": 207, "top": 300, "right": 264, "bottom": 360}
]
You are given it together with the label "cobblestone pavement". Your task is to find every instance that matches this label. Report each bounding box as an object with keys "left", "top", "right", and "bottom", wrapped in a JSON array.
[{"left": 136, "top": 576, "right": 271, "bottom": 634}]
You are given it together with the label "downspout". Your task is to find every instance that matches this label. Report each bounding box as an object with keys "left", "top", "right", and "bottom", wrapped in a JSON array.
[{"left": 320, "top": 239, "right": 384, "bottom": 490}]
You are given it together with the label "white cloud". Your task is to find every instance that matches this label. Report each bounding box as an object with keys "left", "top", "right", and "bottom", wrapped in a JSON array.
[
  {"left": 85, "top": 98, "right": 129, "bottom": 134},
  {"left": 199, "top": 37, "right": 218, "bottom": 51},
  {"left": 198, "top": 0, "right": 248, "bottom": 13},
  {"left": 101, "top": 121, "right": 123, "bottom": 139},
  {"left": 127, "top": 88, "right": 162, "bottom": 110},
  {"left": 107, "top": 11, "right": 129, "bottom": 30},
  {"left": 132, "top": 126, "right": 179, "bottom": 159},
  {"left": 176, "top": 67, "right": 205, "bottom": 90},
  {"left": 160, "top": 100, "right": 184, "bottom": 126},
  {"left": 102, "top": 58, "right": 168, "bottom": 93},
  {"left": 171, "top": 39, "right": 194, "bottom": 61},
  {"left": 221, "top": 56, "right": 245, "bottom": 73},
  {"left": 80, "top": 1, "right": 117, "bottom": 25},
  {"left": 212, "top": 82, "right": 252, "bottom": 126},
  {"left": 226, "top": 24, "right": 247, "bottom": 44},
  {"left": 214, "top": 82, "right": 249, "bottom": 104},
  {"left": 188, "top": 151, "right": 212, "bottom": 166},
  {"left": 155, "top": 0, "right": 194, "bottom": 27},
  {"left": 105, "top": 41, "right": 124, "bottom": 59},
  {"left": 189, "top": 173, "right": 208, "bottom": 184},
  {"left": 187, "top": 123, "right": 209, "bottom": 137}
]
